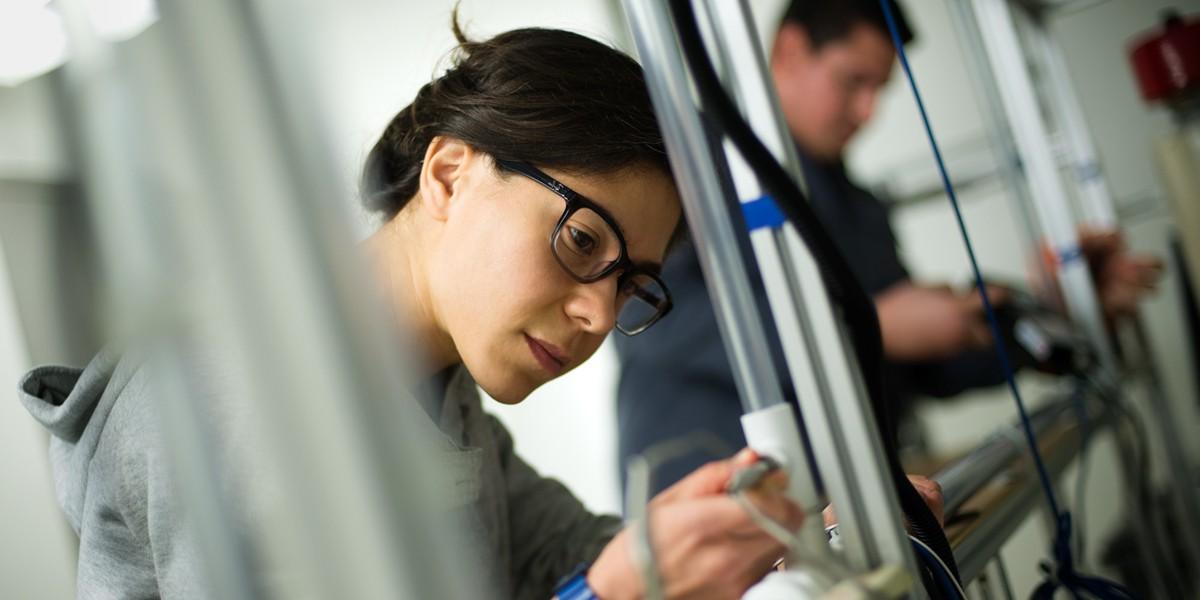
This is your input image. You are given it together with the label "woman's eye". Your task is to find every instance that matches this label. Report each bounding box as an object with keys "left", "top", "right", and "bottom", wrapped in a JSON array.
[{"left": 568, "top": 227, "right": 597, "bottom": 255}]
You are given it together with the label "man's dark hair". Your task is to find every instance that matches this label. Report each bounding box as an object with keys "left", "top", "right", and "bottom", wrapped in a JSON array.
[{"left": 779, "top": 0, "right": 915, "bottom": 50}]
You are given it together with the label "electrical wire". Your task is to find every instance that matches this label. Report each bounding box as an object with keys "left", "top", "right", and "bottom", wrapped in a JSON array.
[
  {"left": 1085, "top": 373, "right": 1188, "bottom": 596},
  {"left": 663, "top": 2, "right": 961, "bottom": 594},
  {"left": 910, "top": 535, "right": 967, "bottom": 600},
  {"left": 877, "top": 1, "right": 1136, "bottom": 597},
  {"left": 1070, "top": 378, "right": 1093, "bottom": 563}
]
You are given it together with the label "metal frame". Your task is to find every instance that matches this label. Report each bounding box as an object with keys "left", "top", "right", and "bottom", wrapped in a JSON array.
[
  {"left": 623, "top": 0, "right": 925, "bottom": 588},
  {"left": 956, "top": 0, "right": 1200, "bottom": 593},
  {"left": 628, "top": 0, "right": 1200, "bottom": 593},
  {"left": 699, "top": 0, "right": 923, "bottom": 575}
]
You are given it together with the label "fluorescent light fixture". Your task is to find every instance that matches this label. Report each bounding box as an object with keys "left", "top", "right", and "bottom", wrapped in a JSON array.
[
  {"left": 0, "top": 0, "right": 158, "bottom": 87},
  {"left": 0, "top": 3, "right": 68, "bottom": 86},
  {"left": 84, "top": 0, "right": 158, "bottom": 42}
]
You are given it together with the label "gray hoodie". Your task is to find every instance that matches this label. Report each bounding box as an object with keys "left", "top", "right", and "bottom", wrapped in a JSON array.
[
  {"left": 19, "top": 348, "right": 203, "bottom": 599},
  {"left": 19, "top": 348, "right": 621, "bottom": 599}
]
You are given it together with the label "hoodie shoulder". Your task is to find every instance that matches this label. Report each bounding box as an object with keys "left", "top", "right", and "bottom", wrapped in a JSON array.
[
  {"left": 16, "top": 348, "right": 199, "bottom": 597},
  {"left": 17, "top": 348, "right": 125, "bottom": 443},
  {"left": 15, "top": 348, "right": 147, "bottom": 527}
]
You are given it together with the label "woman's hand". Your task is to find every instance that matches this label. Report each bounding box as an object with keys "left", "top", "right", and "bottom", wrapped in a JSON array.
[
  {"left": 588, "top": 450, "right": 804, "bottom": 600},
  {"left": 822, "top": 474, "right": 945, "bottom": 528}
]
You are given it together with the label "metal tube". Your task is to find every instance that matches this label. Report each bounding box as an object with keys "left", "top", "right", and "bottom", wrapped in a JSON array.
[
  {"left": 622, "top": 0, "right": 828, "bottom": 538},
  {"left": 1014, "top": 6, "right": 1200, "bottom": 583},
  {"left": 991, "top": 555, "right": 1016, "bottom": 600},
  {"left": 956, "top": 0, "right": 1197, "bottom": 593},
  {"left": 51, "top": 3, "right": 256, "bottom": 597},
  {"left": 693, "top": 0, "right": 923, "bottom": 578},
  {"left": 1020, "top": 10, "right": 1116, "bottom": 228},
  {"left": 53, "top": 0, "right": 475, "bottom": 596},
  {"left": 621, "top": 0, "right": 790, "bottom": 419},
  {"left": 970, "top": 0, "right": 1116, "bottom": 371},
  {"left": 697, "top": 0, "right": 909, "bottom": 554},
  {"left": 948, "top": 404, "right": 1094, "bottom": 583},
  {"left": 625, "top": 0, "right": 925, "bottom": 584},
  {"left": 946, "top": 0, "right": 1056, "bottom": 296},
  {"left": 935, "top": 401, "right": 1073, "bottom": 517}
]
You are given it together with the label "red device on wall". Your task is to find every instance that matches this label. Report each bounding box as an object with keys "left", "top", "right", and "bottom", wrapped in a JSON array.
[{"left": 1128, "top": 10, "right": 1200, "bottom": 105}]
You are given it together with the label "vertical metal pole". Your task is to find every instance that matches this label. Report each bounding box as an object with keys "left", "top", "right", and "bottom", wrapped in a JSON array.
[
  {"left": 970, "top": 567, "right": 995, "bottom": 600},
  {"left": 991, "top": 556, "right": 1016, "bottom": 600},
  {"left": 620, "top": 0, "right": 810, "bottom": 485},
  {"left": 955, "top": 1, "right": 1190, "bottom": 593},
  {"left": 624, "top": 0, "right": 925, "bottom": 585},
  {"left": 52, "top": 0, "right": 475, "bottom": 597},
  {"left": 697, "top": 0, "right": 921, "bottom": 579},
  {"left": 51, "top": 3, "right": 256, "bottom": 597},
  {"left": 969, "top": 0, "right": 1115, "bottom": 367},
  {"left": 946, "top": 0, "right": 1056, "bottom": 296},
  {"left": 1020, "top": 7, "right": 1200, "bottom": 581},
  {"left": 1020, "top": 11, "right": 1116, "bottom": 228}
]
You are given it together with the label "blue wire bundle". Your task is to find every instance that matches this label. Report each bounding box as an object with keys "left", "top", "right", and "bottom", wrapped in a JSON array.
[{"left": 877, "top": 2, "right": 1137, "bottom": 598}]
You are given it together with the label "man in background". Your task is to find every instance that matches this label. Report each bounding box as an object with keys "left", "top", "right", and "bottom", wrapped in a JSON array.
[{"left": 615, "top": 0, "right": 1160, "bottom": 494}]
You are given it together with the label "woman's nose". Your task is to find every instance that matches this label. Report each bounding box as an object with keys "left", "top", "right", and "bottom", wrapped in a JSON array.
[{"left": 564, "top": 276, "right": 619, "bottom": 334}]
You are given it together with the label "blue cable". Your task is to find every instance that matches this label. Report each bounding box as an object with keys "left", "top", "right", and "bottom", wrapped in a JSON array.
[{"left": 877, "top": 2, "right": 1137, "bottom": 598}]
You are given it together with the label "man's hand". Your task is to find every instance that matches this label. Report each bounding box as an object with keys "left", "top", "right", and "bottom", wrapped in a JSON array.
[
  {"left": 1078, "top": 228, "right": 1163, "bottom": 319},
  {"left": 875, "top": 283, "right": 1007, "bottom": 362}
]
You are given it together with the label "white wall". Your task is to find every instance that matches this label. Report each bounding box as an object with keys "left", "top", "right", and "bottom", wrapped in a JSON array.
[
  {"left": 0, "top": 64, "right": 76, "bottom": 599},
  {"left": 0, "top": 217, "right": 76, "bottom": 599},
  {"left": 0, "top": 74, "right": 65, "bottom": 181}
]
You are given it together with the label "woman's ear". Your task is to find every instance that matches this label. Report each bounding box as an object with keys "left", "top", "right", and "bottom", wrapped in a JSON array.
[{"left": 418, "top": 136, "right": 474, "bottom": 222}]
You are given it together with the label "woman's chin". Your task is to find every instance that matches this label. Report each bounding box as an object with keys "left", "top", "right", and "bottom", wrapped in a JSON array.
[{"left": 474, "top": 371, "right": 543, "bottom": 405}]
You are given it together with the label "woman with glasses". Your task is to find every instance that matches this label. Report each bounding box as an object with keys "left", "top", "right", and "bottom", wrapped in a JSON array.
[
  {"left": 19, "top": 19, "right": 806, "bottom": 600},
  {"left": 357, "top": 22, "right": 805, "bottom": 600}
]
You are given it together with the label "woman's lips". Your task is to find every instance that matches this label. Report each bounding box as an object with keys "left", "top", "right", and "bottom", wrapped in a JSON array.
[{"left": 524, "top": 334, "right": 566, "bottom": 375}]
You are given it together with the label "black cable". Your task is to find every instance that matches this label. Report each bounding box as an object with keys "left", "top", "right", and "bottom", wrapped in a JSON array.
[{"left": 663, "top": 0, "right": 960, "bottom": 594}]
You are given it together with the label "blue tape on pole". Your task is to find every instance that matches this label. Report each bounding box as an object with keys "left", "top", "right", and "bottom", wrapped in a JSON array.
[
  {"left": 1058, "top": 245, "right": 1084, "bottom": 265},
  {"left": 742, "top": 195, "right": 786, "bottom": 232},
  {"left": 1074, "top": 161, "right": 1101, "bottom": 183}
]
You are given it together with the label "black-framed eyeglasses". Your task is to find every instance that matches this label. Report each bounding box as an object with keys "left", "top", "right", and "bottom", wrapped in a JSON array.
[{"left": 496, "top": 159, "right": 673, "bottom": 336}]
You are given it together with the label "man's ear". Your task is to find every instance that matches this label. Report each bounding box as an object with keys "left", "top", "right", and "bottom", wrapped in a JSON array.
[
  {"left": 771, "top": 23, "right": 812, "bottom": 69},
  {"left": 418, "top": 136, "right": 474, "bottom": 222}
]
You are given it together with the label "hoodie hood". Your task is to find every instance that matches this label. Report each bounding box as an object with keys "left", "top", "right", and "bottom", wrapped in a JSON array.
[{"left": 17, "top": 348, "right": 127, "bottom": 531}]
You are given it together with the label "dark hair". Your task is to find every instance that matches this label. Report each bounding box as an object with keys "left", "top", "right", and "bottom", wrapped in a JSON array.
[
  {"left": 361, "top": 19, "right": 670, "bottom": 220},
  {"left": 779, "top": 0, "right": 915, "bottom": 50}
]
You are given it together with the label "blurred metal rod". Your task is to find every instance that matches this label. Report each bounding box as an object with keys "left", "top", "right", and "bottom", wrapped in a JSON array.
[
  {"left": 934, "top": 399, "right": 1076, "bottom": 517},
  {"left": 943, "top": 396, "right": 1103, "bottom": 583},
  {"left": 53, "top": 0, "right": 476, "bottom": 596}
]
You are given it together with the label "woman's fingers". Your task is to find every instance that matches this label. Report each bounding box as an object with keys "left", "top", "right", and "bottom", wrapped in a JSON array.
[
  {"left": 824, "top": 475, "right": 946, "bottom": 529},
  {"left": 626, "top": 453, "right": 806, "bottom": 599},
  {"left": 907, "top": 475, "right": 945, "bottom": 525},
  {"left": 654, "top": 449, "right": 759, "bottom": 505}
]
